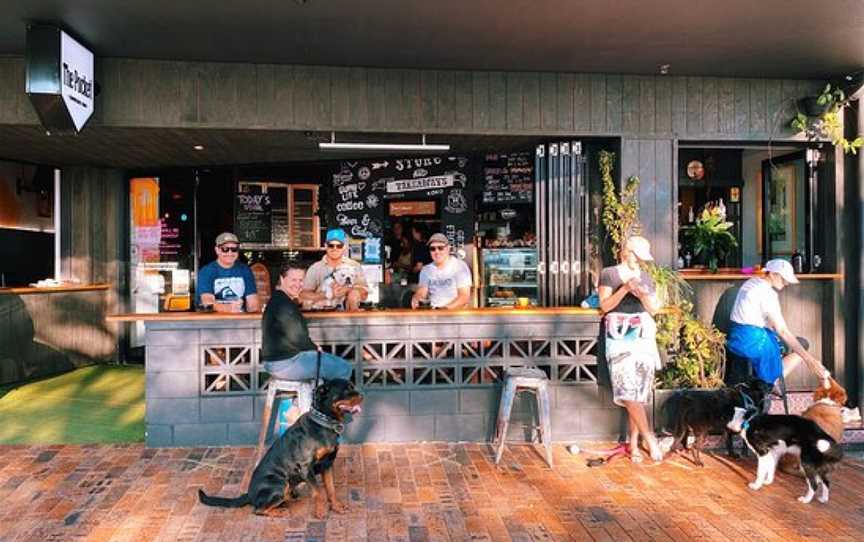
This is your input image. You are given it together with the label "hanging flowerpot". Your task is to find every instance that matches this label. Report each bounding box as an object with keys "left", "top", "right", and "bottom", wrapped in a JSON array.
[{"left": 798, "top": 96, "right": 828, "bottom": 118}]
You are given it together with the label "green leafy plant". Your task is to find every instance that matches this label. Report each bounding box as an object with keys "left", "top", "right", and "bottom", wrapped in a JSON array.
[
  {"left": 644, "top": 264, "right": 693, "bottom": 354},
  {"left": 599, "top": 150, "right": 640, "bottom": 256},
  {"left": 791, "top": 84, "right": 864, "bottom": 154},
  {"left": 655, "top": 313, "right": 727, "bottom": 390},
  {"left": 685, "top": 203, "right": 738, "bottom": 273}
]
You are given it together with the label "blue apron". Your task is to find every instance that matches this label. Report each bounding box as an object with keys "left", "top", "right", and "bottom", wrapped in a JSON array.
[{"left": 726, "top": 322, "right": 783, "bottom": 384}]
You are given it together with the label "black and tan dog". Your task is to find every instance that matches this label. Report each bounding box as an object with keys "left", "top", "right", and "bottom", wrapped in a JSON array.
[
  {"left": 199, "top": 379, "right": 363, "bottom": 517},
  {"left": 663, "top": 379, "right": 771, "bottom": 466}
]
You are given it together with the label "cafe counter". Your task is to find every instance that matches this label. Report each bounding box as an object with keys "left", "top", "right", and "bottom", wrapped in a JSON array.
[{"left": 108, "top": 307, "right": 616, "bottom": 447}]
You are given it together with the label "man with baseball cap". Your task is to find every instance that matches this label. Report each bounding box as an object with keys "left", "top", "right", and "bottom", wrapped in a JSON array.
[
  {"left": 197, "top": 232, "right": 260, "bottom": 313},
  {"left": 301, "top": 228, "right": 368, "bottom": 311},
  {"left": 411, "top": 233, "right": 472, "bottom": 310},
  {"left": 726, "top": 258, "right": 829, "bottom": 387}
]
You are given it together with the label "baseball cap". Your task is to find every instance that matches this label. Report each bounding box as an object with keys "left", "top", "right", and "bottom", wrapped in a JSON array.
[
  {"left": 764, "top": 258, "right": 799, "bottom": 284},
  {"left": 325, "top": 228, "right": 348, "bottom": 244},
  {"left": 625, "top": 236, "right": 653, "bottom": 261},
  {"left": 427, "top": 233, "right": 449, "bottom": 246},
  {"left": 215, "top": 232, "right": 239, "bottom": 246}
]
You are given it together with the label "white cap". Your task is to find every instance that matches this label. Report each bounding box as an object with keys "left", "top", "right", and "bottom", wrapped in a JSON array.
[
  {"left": 764, "top": 258, "right": 799, "bottom": 284},
  {"left": 625, "top": 236, "right": 654, "bottom": 261}
]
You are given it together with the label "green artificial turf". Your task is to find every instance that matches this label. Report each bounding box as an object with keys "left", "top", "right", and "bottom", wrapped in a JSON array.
[{"left": 0, "top": 365, "right": 144, "bottom": 445}]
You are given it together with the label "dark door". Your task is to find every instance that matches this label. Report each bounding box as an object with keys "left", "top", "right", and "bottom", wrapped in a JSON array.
[{"left": 760, "top": 148, "right": 826, "bottom": 271}]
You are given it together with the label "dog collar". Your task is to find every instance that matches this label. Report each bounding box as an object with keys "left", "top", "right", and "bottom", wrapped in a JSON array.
[{"left": 309, "top": 408, "right": 345, "bottom": 435}]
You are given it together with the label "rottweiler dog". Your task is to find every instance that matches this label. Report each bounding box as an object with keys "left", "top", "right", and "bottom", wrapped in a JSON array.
[
  {"left": 199, "top": 379, "right": 363, "bottom": 517},
  {"left": 663, "top": 378, "right": 771, "bottom": 466}
]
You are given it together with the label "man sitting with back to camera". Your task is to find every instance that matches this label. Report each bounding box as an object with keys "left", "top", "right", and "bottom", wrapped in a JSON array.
[
  {"left": 301, "top": 228, "right": 369, "bottom": 311},
  {"left": 411, "top": 233, "right": 472, "bottom": 310}
]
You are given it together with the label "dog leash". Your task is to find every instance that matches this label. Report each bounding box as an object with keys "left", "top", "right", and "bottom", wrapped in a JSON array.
[{"left": 737, "top": 390, "right": 760, "bottom": 431}]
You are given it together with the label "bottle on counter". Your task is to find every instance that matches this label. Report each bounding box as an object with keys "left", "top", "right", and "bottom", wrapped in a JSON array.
[{"left": 791, "top": 251, "right": 806, "bottom": 274}]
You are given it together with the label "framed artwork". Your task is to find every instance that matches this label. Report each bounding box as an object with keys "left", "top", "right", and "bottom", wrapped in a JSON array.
[{"left": 767, "top": 162, "right": 796, "bottom": 255}]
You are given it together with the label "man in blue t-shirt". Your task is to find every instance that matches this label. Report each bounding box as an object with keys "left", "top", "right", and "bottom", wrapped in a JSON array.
[{"left": 197, "top": 232, "right": 260, "bottom": 313}]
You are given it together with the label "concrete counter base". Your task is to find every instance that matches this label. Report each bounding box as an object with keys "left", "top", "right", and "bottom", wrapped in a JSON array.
[{"left": 137, "top": 310, "right": 626, "bottom": 447}]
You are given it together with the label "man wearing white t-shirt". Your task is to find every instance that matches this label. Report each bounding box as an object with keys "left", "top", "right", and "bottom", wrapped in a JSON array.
[
  {"left": 411, "top": 233, "right": 472, "bottom": 310},
  {"left": 726, "top": 259, "right": 829, "bottom": 386}
]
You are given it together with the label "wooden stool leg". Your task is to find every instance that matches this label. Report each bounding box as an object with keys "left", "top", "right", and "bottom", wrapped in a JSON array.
[
  {"left": 257, "top": 381, "right": 278, "bottom": 462},
  {"left": 537, "top": 384, "right": 553, "bottom": 467},
  {"left": 494, "top": 379, "right": 517, "bottom": 465}
]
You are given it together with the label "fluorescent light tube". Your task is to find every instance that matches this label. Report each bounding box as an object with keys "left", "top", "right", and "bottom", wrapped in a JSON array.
[{"left": 318, "top": 132, "right": 449, "bottom": 152}]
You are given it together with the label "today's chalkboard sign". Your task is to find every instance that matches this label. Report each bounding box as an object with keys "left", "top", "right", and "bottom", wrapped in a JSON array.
[
  {"left": 235, "top": 192, "right": 272, "bottom": 244},
  {"left": 483, "top": 152, "right": 533, "bottom": 204}
]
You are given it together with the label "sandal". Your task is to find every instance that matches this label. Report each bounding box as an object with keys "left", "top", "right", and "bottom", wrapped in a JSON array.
[{"left": 630, "top": 448, "right": 644, "bottom": 463}]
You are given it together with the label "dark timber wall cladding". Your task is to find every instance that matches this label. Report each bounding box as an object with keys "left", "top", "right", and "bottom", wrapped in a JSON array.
[
  {"left": 60, "top": 166, "right": 127, "bottom": 358},
  {"left": 0, "top": 57, "right": 823, "bottom": 139}
]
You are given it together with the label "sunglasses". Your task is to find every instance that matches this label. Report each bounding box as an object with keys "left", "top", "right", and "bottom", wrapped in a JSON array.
[
  {"left": 219, "top": 245, "right": 240, "bottom": 253},
  {"left": 429, "top": 245, "right": 448, "bottom": 252},
  {"left": 326, "top": 243, "right": 344, "bottom": 249}
]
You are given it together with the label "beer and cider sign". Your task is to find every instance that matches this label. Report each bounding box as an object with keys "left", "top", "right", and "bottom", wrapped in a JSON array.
[{"left": 25, "top": 25, "right": 95, "bottom": 134}]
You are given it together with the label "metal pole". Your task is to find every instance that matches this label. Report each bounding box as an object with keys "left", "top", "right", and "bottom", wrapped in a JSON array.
[
  {"left": 53, "top": 168, "right": 61, "bottom": 280},
  {"left": 858, "top": 101, "right": 864, "bottom": 413}
]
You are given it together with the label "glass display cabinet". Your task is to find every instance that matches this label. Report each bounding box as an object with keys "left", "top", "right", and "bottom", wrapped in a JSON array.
[{"left": 481, "top": 248, "right": 539, "bottom": 307}]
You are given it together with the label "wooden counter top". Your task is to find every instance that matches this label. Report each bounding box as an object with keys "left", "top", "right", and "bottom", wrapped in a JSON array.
[
  {"left": 106, "top": 306, "right": 602, "bottom": 323},
  {"left": 0, "top": 283, "right": 110, "bottom": 295},
  {"left": 679, "top": 271, "right": 841, "bottom": 281}
]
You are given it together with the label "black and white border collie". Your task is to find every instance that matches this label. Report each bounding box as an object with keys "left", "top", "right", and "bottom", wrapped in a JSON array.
[{"left": 727, "top": 407, "right": 843, "bottom": 503}]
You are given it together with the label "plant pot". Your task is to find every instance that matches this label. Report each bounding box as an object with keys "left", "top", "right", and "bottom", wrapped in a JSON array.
[{"left": 799, "top": 96, "right": 828, "bottom": 117}]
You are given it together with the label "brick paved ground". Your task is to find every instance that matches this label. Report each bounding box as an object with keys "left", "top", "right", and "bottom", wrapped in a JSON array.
[{"left": 1, "top": 442, "right": 863, "bottom": 541}]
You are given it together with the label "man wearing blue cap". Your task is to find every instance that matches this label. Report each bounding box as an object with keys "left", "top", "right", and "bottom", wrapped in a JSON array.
[{"left": 301, "top": 228, "right": 368, "bottom": 311}]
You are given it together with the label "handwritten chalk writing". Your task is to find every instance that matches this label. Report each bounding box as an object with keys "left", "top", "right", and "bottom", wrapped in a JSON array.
[
  {"left": 237, "top": 193, "right": 271, "bottom": 211},
  {"left": 387, "top": 175, "right": 455, "bottom": 193},
  {"left": 336, "top": 214, "right": 358, "bottom": 226},
  {"left": 332, "top": 172, "right": 353, "bottom": 185},
  {"left": 336, "top": 200, "right": 365, "bottom": 211},
  {"left": 394, "top": 157, "right": 443, "bottom": 171}
]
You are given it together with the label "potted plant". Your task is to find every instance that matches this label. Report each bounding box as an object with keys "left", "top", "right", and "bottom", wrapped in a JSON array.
[
  {"left": 685, "top": 202, "right": 738, "bottom": 273},
  {"left": 791, "top": 83, "right": 864, "bottom": 154}
]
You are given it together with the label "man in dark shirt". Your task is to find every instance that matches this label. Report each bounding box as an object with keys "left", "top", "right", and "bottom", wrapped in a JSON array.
[{"left": 261, "top": 262, "right": 352, "bottom": 381}]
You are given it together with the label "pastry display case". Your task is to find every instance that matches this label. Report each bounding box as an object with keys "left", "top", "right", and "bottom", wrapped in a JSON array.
[{"left": 481, "top": 248, "right": 539, "bottom": 307}]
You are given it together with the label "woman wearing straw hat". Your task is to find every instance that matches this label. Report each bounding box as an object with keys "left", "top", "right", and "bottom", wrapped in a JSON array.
[{"left": 598, "top": 236, "right": 664, "bottom": 463}]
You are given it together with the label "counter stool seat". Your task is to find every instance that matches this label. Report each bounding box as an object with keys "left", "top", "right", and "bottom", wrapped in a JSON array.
[
  {"left": 493, "top": 367, "right": 553, "bottom": 467},
  {"left": 256, "top": 378, "right": 314, "bottom": 462}
]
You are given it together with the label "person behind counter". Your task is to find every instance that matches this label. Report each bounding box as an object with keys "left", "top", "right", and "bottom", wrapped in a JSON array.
[
  {"left": 598, "top": 236, "right": 663, "bottom": 463},
  {"left": 262, "top": 262, "right": 352, "bottom": 381},
  {"left": 300, "top": 228, "right": 369, "bottom": 311},
  {"left": 410, "top": 233, "right": 472, "bottom": 310},
  {"left": 409, "top": 223, "right": 432, "bottom": 283},
  {"left": 197, "top": 232, "right": 260, "bottom": 313}
]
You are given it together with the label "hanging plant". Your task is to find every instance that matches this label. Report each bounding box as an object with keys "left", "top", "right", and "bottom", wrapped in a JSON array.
[{"left": 790, "top": 84, "right": 864, "bottom": 154}]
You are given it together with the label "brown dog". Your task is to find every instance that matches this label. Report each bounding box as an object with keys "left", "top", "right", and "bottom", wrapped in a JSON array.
[{"left": 779, "top": 377, "right": 846, "bottom": 474}]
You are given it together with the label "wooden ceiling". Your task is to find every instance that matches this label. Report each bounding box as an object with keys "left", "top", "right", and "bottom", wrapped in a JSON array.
[
  {"left": 0, "top": 125, "right": 551, "bottom": 169},
  {"left": 1, "top": 1, "right": 862, "bottom": 79}
]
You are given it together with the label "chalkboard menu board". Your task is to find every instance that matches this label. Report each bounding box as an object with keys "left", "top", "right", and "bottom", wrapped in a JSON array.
[
  {"left": 483, "top": 152, "right": 533, "bottom": 204},
  {"left": 329, "top": 155, "right": 476, "bottom": 250},
  {"left": 235, "top": 192, "right": 272, "bottom": 244}
]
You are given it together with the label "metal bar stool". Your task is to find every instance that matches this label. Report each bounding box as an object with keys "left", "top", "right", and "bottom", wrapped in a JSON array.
[
  {"left": 493, "top": 367, "right": 553, "bottom": 467},
  {"left": 256, "top": 379, "right": 314, "bottom": 462}
]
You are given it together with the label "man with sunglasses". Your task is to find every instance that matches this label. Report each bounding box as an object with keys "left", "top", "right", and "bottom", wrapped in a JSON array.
[
  {"left": 301, "top": 228, "right": 368, "bottom": 311},
  {"left": 196, "top": 232, "right": 260, "bottom": 313},
  {"left": 411, "top": 233, "right": 472, "bottom": 310}
]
